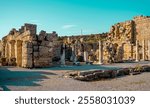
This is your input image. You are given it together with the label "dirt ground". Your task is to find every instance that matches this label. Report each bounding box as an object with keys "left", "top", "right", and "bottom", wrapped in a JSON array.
[{"left": 0, "top": 61, "right": 150, "bottom": 91}]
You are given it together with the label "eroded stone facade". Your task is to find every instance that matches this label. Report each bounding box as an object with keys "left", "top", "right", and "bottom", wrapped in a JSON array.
[
  {"left": 63, "top": 15, "right": 150, "bottom": 64},
  {"left": 0, "top": 15, "right": 150, "bottom": 67},
  {"left": 1, "top": 24, "right": 60, "bottom": 68}
]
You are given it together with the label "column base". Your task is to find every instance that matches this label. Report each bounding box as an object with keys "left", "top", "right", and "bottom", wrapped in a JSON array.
[
  {"left": 99, "top": 62, "right": 103, "bottom": 65},
  {"left": 135, "top": 60, "right": 140, "bottom": 62}
]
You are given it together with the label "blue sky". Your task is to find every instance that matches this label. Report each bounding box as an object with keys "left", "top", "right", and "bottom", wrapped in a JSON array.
[{"left": 0, "top": 0, "right": 150, "bottom": 39}]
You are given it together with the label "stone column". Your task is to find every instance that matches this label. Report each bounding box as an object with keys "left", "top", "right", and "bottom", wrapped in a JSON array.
[
  {"left": 2, "top": 42, "right": 6, "bottom": 57},
  {"left": 84, "top": 51, "right": 87, "bottom": 62},
  {"left": 74, "top": 44, "right": 77, "bottom": 63},
  {"left": 135, "top": 40, "right": 139, "bottom": 62},
  {"left": 5, "top": 44, "right": 7, "bottom": 58},
  {"left": 15, "top": 41, "right": 18, "bottom": 63},
  {"left": 61, "top": 44, "right": 65, "bottom": 65},
  {"left": 70, "top": 44, "right": 77, "bottom": 62},
  {"left": 148, "top": 40, "right": 150, "bottom": 61},
  {"left": 84, "top": 51, "right": 89, "bottom": 62},
  {"left": 99, "top": 40, "right": 103, "bottom": 64},
  {"left": 131, "top": 44, "right": 134, "bottom": 60},
  {"left": 70, "top": 44, "right": 75, "bottom": 61},
  {"left": 9, "top": 42, "right": 12, "bottom": 59},
  {"left": 142, "top": 40, "right": 145, "bottom": 61},
  {"left": 9, "top": 40, "right": 15, "bottom": 58},
  {"left": 5, "top": 43, "right": 10, "bottom": 59}
]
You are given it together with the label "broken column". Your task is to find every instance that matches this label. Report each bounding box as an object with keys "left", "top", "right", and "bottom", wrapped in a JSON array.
[
  {"left": 70, "top": 44, "right": 75, "bottom": 61},
  {"left": 84, "top": 51, "right": 88, "bottom": 62},
  {"left": 136, "top": 40, "right": 139, "bottom": 62},
  {"left": 99, "top": 40, "right": 103, "bottom": 64},
  {"left": 73, "top": 44, "right": 77, "bottom": 63},
  {"left": 142, "top": 40, "right": 145, "bottom": 61},
  {"left": 61, "top": 43, "right": 65, "bottom": 65}
]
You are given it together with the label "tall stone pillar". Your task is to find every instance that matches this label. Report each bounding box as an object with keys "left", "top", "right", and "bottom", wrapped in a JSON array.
[
  {"left": 148, "top": 40, "right": 150, "bottom": 61},
  {"left": 74, "top": 44, "right": 77, "bottom": 63},
  {"left": 61, "top": 44, "right": 65, "bottom": 65},
  {"left": 15, "top": 41, "right": 18, "bottom": 63},
  {"left": 9, "top": 40, "right": 15, "bottom": 58},
  {"left": 70, "top": 44, "right": 77, "bottom": 62},
  {"left": 142, "top": 40, "right": 145, "bottom": 61},
  {"left": 5, "top": 44, "right": 7, "bottom": 58},
  {"left": 9, "top": 42, "right": 11, "bottom": 58},
  {"left": 136, "top": 40, "right": 139, "bottom": 62},
  {"left": 70, "top": 44, "right": 75, "bottom": 61},
  {"left": 131, "top": 44, "right": 134, "bottom": 60},
  {"left": 2, "top": 42, "right": 6, "bottom": 57},
  {"left": 99, "top": 40, "right": 103, "bottom": 64},
  {"left": 84, "top": 51, "right": 88, "bottom": 62},
  {"left": 5, "top": 43, "right": 10, "bottom": 59}
]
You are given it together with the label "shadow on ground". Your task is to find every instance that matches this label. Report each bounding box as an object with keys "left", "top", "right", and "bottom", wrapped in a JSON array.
[
  {"left": 0, "top": 67, "right": 57, "bottom": 91},
  {"left": 39, "top": 65, "right": 119, "bottom": 71}
]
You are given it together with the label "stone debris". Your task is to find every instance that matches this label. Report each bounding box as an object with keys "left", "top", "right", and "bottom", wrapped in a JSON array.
[{"left": 68, "top": 65, "right": 150, "bottom": 81}]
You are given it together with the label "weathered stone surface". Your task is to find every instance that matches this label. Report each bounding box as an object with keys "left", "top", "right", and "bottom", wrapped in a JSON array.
[
  {"left": 0, "top": 23, "right": 60, "bottom": 68},
  {"left": 0, "top": 15, "right": 150, "bottom": 68}
]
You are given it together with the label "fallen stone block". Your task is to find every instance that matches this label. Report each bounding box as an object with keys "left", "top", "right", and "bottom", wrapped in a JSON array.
[{"left": 142, "top": 65, "right": 150, "bottom": 72}]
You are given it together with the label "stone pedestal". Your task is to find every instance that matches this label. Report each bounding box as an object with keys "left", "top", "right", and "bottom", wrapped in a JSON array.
[
  {"left": 142, "top": 40, "right": 145, "bottom": 61},
  {"left": 99, "top": 41, "right": 103, "bottom": 64},
  {"left": 136, "top": 40, "right": 139, "bottom": 62}
]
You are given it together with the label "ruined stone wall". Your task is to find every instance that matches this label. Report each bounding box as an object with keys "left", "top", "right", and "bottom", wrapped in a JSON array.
[
  {"left": 63, "top": 15, "right": 150, "bottom": 63},
  {"left": 32, "top": 31, "right": 60, "bottom": 68},
  {"left": 134, "top": 16, "right": 150, "bottom": 41},
  {"left": 107, "top": 20, "right": 135, "bottom": 62},
  {"left": 1, "top": 15, "right": 150, "bottom": 67},
  {"left": 133, "top": 16, "right": 150, "bottom": 60},
  {"left": 1, "top": 24, "right": 60, "bottom": 68}
]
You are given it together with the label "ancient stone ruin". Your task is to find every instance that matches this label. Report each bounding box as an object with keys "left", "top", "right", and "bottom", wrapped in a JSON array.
[
  {"left": 0, "top": 15, "right": 150, "bottom": 68},
  {"left": 62, "top": 15, "right": 150, "bottom": 64},
  {"left": 0, "top": 24, "right": 60, "bottom": 68}
]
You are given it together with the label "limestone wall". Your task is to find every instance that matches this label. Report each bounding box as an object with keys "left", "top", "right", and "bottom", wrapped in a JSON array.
[
  {"left": 134, "top": 16, "right": 150, "bottom": 60},
  {"left": 1, "top": 24, "right": 60, "bottom": 68},
  {"left": 22, "top": 41, "right": 33, "bottom": 68}
]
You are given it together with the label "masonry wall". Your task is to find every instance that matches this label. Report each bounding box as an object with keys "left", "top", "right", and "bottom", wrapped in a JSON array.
[
  {"left": 134, "top": 16, "right": 150, "bottom": 60},
  {"left": 1, "top": 24, "right": 61, "bottom": 68},
  {"left": 134, "top": 16, "right": 150, "bottom": 41}
]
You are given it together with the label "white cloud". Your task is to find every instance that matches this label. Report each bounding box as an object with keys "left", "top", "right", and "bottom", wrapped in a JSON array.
[{"left": 62, "top": 24, "right": 77, "bottom": 29}]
